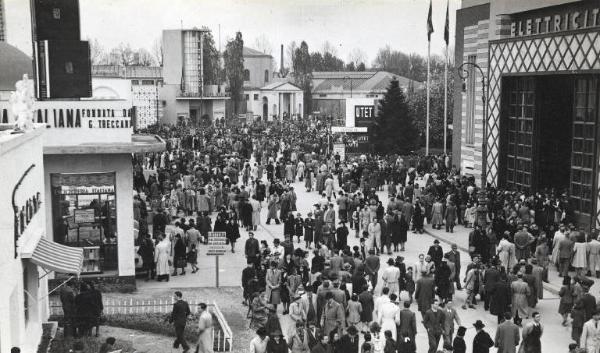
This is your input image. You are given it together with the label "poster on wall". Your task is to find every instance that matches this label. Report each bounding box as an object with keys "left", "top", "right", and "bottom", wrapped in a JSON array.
[
  {"left": 74, "top": 209, "right": 96, "bottom": 223},
  {"left": 354, "top": 105, "right": 375, "bottom": 127}
]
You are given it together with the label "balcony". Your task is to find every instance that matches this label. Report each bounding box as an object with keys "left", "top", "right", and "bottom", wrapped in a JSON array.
[{"left": 177, "top": 85, "right": 230, "bottom": 100}]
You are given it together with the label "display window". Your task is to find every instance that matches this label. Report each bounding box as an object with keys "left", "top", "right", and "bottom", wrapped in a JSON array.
[{"left": 51, "top": 172, "right": 118, "bottom": 274}]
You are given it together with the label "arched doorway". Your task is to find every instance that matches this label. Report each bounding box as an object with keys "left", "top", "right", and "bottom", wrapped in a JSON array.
[{"left": 262, "top": 97, "right": 268, "bottom": 120}]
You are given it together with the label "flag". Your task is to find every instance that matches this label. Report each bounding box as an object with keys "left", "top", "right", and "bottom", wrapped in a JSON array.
[
  {"left": 444, "top": 1, "right": 449, "bottom": 45},
  {"left": 427, "top": 0, "right": 434, "bottom": 42}
]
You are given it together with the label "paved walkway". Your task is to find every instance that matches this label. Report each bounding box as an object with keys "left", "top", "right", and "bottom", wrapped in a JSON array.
[{"left": 422, "top": 223, "right": 583, "bottom": 295}]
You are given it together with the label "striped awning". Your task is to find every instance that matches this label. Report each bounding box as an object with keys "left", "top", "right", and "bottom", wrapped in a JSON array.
[{"left": 30, "top": 238, "right": 84, "bottom": 275}]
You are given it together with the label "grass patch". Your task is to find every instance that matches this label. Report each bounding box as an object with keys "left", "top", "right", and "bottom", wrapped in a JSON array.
[{"left": 49, "top": 330, "right": 135, "bottom": 353}]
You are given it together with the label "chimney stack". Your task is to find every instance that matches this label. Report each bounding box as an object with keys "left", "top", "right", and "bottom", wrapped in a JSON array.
[{"left": 280, "top": 44, "right": 284, "bottom": 76}]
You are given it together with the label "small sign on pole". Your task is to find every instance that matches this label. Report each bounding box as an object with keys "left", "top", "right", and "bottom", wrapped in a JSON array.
[
  {"left": 207, "top": 231, "right": 227, "bottom": 288},
  {"left": 207, "top": 232, "right": 227, "bottom": 255}
]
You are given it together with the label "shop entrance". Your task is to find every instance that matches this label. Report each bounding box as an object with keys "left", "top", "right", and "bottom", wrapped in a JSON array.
[{"left": 500, "top": 75, "right": 599, "bottom": 225}]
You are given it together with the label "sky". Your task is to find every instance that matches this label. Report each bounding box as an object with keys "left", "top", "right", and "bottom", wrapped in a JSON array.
[{"left": 5, "top": 0, "right": 459, "bottom": 66}]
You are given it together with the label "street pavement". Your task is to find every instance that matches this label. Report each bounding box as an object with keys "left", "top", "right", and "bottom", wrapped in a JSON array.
[{"left": 137, "top": 175, "right": 575, "bottom": 353}]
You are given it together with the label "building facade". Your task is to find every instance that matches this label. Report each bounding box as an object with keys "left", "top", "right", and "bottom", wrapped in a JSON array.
[
  {"left": 92, "top": 65, "right": 164, "bottom": 129},
  {"left": 311, "top": 71, "right": 418, "bottom": 125},
  {"left": 455, "top": 0, "right": 600, "bottom": 228},
  {"left": 0, "top": 0, "right": 5, "bottom": 42},
  {"left": 160, "top": 28, "right": 228, "bottom": 125}
]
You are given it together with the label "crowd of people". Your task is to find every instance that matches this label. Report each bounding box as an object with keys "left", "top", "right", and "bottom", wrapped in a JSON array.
[{"left": 115, "top": 117, "right": 600, "bottom": 353}]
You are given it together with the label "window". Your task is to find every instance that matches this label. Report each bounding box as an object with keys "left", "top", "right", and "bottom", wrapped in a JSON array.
[
  {"left": 65, "top": 62, "right": 74, "bottom": 74},
  {"left": 141, "top": 80, "right": 154, "bottom": 85},
  {"left": 244, "top": 69, "right": 250, "bottom": 81},
  {"left": 132, "top": 80, "right": 139, "bottom": 85},
  {"left": 264, "top": 70, "right": 269, "bottom": 83},
  {"left": 254, "top": 94, "right": 259, "bottom": 101},
  {"left": 465, "top": 55, "right": 477, "bottom": 145},
  {"left": 245, "top": 94, "right": 250, "bottom": 100},
  {"left": 52, "top": 8, "right": 61, "bottom": 19},
  {"left": 51, "top": 173, "right": 118, "bottom": 274}
]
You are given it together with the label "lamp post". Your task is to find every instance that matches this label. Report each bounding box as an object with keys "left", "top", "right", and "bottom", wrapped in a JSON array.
[{"left": 457, "top": 61, "right": 487, "bottom": 189}]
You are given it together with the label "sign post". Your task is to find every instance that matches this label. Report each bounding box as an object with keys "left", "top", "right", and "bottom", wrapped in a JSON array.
[{"left": 207, "top": 232, "right": 227, "bottom": 288}]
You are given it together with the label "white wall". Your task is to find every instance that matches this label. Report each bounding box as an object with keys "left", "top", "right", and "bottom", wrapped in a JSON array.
[
  {"left": 91, "top": 78, "right": 132, "bottom": 101},
  {"left": 0, "top": 126, "right": 47, "bottom": 353},
  {"left": 44, "top": 154, "right": 135, "bottom": 277}
]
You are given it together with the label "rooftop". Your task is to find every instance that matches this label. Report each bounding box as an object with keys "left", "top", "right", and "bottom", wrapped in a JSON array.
[
  {"left": 243, "top": 47, "right": 272, "bottom": 58},
  {"left": 0, "top": 43, "right": 33, "bottom": 91},
  {"left": 92, "top": 65, "right": 163, "bottom": 79},
  {"left": 312, "top": 71, "right": 420, "bottom": 93},
  {"left": 43, "top": 134, "right": 166, "bottom": 154}
]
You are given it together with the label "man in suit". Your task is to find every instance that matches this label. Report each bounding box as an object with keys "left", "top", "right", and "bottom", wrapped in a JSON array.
[
  {"left": 441, "top": 300, "right": 461, "bottom": 347},
  {"left": 445, "top": 201, "right": 457, "bottom": 233},
  {"left": 324, "top": 203, "right": 336, "bottom": 230},
  {"left": 316, "top": 281, "right": 332, "bottom": 327},
  {"left": 558, "top": 234, "right": 574, "bottom": 277},
  {"left": 580, "top": 310, "right": 600, "bottom": 352},
  {"left": 331, "top": 279, "right": 347, "bottom": 309},
  {"left": 422, "top": 297, "right": 445, "bottom": 353},
  {"left": 580, "top": 285, "right": 597, "bottom": 322},
  {"left": 483, "top": 263, "right": 501, "bottom": 311},
  {"left": 244, "top": 231, "right": 260, "bottom": 266},
  {"left": 398, "top": 301, "right": 417, "bottom": 342},
  {"left": 364, "top": 249, "right": 380, "bottom": 290},
  {"left": 494, "top": 312, "right": 520, "bottom": 353},
  {"left": 321, "top": 292, "right": 345, "bottom": 337},
  {"left": 170, "top": 291, "right": 191, "bottom": 352},
  {"left": 339, "top": 325, "right": 360, "bottom": 353},
  {"left": 329, "top": 250, "right": 344, "bottom": 274},
  {"left": 415, "top": 271, "right": 436, "bottom": 317}
]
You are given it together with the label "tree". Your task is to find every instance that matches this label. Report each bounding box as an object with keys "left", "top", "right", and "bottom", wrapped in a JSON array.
[
  {"left": 223, "top": 32, "right": 245, "bottom": 114},
  {"left": 310, "top": 52, "right": 324, "bottom": 71},
  {"left": 322, "top": 52, "right": 344, "bottom": 71},
  {"left": 346, "top": 62, "right": 356, "bottom": 71},
  {"left": 321, "top": 41, "right": 338, "bottom": 57},
  {"left": 285, "top": 41, "right": 297, "bottom": 71},
  {"left": 356, "top": 62, "right": 366, "bottom": 71},
  {"left": 152, "top": 37, "right": 163, "bottom": 66},
  {"left": 409, "top": 60, "right": 455, "bottom": 149},
  {"left": 371, "top": 77, "right": 418, "bottom": 154},
  {"left": 253, "top": 34, "right": 273, "bottom": 56},
  {"left": 347, "top": 48, "right": 367, "bottom": 68},
  {"left": 293, "top": 41, "right": 312, "bottom": 116},
  {"left": 202, "top": 32, "right": 221, "bottom": 85},
  {"left": 135, "top": 48, "right": 155, "bottom": 66},
  {"left": 88, "top": 38, "right": 106, "bottom": 65}
]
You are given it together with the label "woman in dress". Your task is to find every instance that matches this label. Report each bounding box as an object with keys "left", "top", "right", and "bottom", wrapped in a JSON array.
[
  {"left": 558, "top": 275, "right": 574, "bottom": 326},
  {"left": 571, "top": 237, "right": 588, "bottom": 276},
  {"left": 154, "top": 234, "right": 171, "bottom": 282},
  {"left": 226, "top": 218, "right": 240, "bottom": 253}
]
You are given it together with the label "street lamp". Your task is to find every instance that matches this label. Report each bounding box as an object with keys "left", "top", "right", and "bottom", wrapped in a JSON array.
[{"left": 457, "top": 61, "right": 487, "bottom": 189}]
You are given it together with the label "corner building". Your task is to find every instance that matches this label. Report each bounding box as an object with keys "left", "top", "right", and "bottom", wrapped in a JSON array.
[{"left": 454, "top": 0, "right": 600, "bottom": 228}]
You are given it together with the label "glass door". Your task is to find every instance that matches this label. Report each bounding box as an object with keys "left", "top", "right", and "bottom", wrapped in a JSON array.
[
  {"left": 504, "top": 77, "right": 535, "bottom": 192},
  {"left": 571, "top": 77, "right": 598, "bottom": 225}
]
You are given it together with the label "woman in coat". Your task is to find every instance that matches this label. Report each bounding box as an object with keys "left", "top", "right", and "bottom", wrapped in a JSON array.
[
  {"left": 489, "top": 275, "right": 512, "bottom": 323},
  {"left": 154, "top": 234, "right": 171, "bottom": 281},
  {"left": 390, "top": 215, "right": 402, "bottom": 252},
  {"left": 412, "top": 201, "right": 424, "bottom": 234},
  {"left": 431, "top": 199, "right": 444, "bottom": 230},
  {"left": 172, "top": 234, "right": 187, "bottom": 276},
  {"left": 226, "top": 218, "right": 240, "bottom": 253},
  {"left": 497, "top": 234, "right": 517, "bottom": 270},
  {"left": 511, "top": 274, "right": 531, "bottom": 320}
]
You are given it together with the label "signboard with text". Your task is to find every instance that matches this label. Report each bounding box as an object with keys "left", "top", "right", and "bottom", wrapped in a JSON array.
[
  {"left": 510, "top": 2, "right": 600, "bottom": 38},
  {"left": 333, "top": 143, "right": 346, "bottom": 161},
  {"left": 354, "top": 105, "right": 375, "bottom": 127},
  {"left": 207, "top": 232, "right": 227, "bottom": 255}
]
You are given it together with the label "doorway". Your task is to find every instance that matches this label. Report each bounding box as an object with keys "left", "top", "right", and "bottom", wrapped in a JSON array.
[
  {"left": 536, "top": 76, "right": 573, "bottom": 192},
  {"left": 262, "top": 97, "right": 268, "bottom": 120}
]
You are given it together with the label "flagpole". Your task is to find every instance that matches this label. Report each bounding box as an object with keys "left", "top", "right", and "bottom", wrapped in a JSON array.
[
  {"left": 426, "top": 40, "right": 431, "bottom": 156},
  {"left": 444, "top": 42, "right": 448, "bottom": 155}
]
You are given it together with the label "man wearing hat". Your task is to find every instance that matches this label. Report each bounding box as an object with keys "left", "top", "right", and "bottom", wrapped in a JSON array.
[
  {"left": 321, "top": 292, "right": 345, "bottom": 337},
  {"left": 427, "top": 239, "right": 444, "bottom": 269},
  {"left": 472, "top": 320, "right": 493, "bottom": 353},
  {"left": 445, "top": 244, "right": 462, "bottom": 290},
  {"left": 288, "top": 321, "right": 310, "bottom": 353},
  {"left": 303, "top": 212, "right": 315, "bottom": 249},
  {"left": 365, "top": 249, "right": 381, "bottom": 290},
  {"left": 289, "top": 293, "right": 307, "bottom": 326},
  {"left": 245, "top": 231, "right": 260, "bottom": 267},
  {"left": 339, "top": 325, "right": 359, "bottom": 353},
  {"left": 453, "top": 326, "right": 467, "bottom": 353},
  {"left": 266, "top": 329, "right": 288, "bottom": 353},
  {"left": 336, "top": 221, "right": 349, "bottom": 250}
]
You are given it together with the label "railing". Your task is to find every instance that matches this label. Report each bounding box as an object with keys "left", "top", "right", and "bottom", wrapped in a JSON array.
[{"left": 49, "top": 297, "right": 233, "bottom": 351}]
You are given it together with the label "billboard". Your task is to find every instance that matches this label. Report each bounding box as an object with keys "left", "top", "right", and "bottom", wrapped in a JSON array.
[{"left": 345, "top": 98, "right": 377, "bottom": 127}]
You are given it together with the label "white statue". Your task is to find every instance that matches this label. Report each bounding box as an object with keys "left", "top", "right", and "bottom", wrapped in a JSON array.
[{"left": 9, "top": 74, "right": 36, "bottom": 132}]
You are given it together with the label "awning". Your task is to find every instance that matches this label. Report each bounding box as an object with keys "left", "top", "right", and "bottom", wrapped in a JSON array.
[{"left": 30, "top": 238, "right": 84, "bottom": 276}]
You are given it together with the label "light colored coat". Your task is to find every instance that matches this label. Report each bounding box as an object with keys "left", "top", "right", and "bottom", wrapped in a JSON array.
[{"left": 581, "top": 319, "right": 600, "bottom": 353}]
